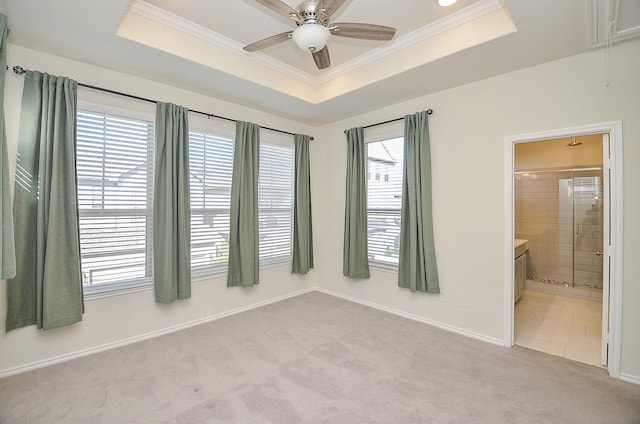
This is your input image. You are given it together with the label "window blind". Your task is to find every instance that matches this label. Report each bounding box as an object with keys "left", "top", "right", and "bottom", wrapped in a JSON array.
[
  {"left": 188, "top": 134, "right": 295, "bottom": 272},
  {"left": 78, "top": 113, "right": 296, "bottom": 288},
  {"left": 76, "top": 110, "right": 155, "bottom": 289},
  {"left": 259, "top": 142, "right": 294, "bottom": 263},
  {"left": 367, "top": 137, "right": 404, "bottom": 264},
  {"left": 189, "top": 131, "right": 234, "bottom": 273}
]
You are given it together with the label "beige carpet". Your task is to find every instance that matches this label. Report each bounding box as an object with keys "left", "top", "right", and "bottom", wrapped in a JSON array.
[{"left": 1, "top": 291, "right": 639, "bottom": 423}]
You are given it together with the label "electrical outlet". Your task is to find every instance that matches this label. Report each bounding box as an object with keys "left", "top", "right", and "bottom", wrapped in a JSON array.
[
  {"left": 439, "top": 291, "right": 447, "bottom": 302},
  {"left": 460, "top": 294, "right": 469, "bottom": 307}
]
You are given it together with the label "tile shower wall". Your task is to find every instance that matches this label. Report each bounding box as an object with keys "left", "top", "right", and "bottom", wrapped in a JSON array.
[{"left": 515, "top": 171, "right": 603, "bottom": 288}]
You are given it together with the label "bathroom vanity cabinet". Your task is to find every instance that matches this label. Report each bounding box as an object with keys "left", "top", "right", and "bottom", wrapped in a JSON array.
[{"left": 514, "top": 239, "right": 528, "bottom": 303}]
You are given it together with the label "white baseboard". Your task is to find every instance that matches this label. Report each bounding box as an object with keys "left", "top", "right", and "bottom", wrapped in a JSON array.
[
  {"left": 619, "top": 372, "right": 640, "bottom": 386},
  {"left": 316, "top": 287, "right": 505, "bottom": 346},
  {"left": 4, "top": 285, "right": 637, "bottom": 388},
  {"left": 0, "top": 287, "right": 315, "bottom": 379}
]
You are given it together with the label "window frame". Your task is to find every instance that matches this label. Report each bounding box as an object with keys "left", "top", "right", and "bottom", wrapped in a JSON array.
[
  {"left": 365, "top": 123, "right": 404, "bottom": 272},
  {"left": 187, "top": 117, "right": 237, "bottom": 281},
  {"left": 187, "top": 119, "right": 295, "bottom": 278},
  {"left": 77, "top": 100, "right": 297, "bottom": 297},
  {"left": 77, "top": 101, "right": 157, "bottom": 299},
  {"left": 188, "top": 129, "right": 235, "bottom": 279},
  {"left": 258, "top": 137, "right": 295, "bottom": 267}
]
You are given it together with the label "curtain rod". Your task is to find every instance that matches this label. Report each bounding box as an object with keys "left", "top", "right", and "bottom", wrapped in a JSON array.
[
  {"left": 11, "top": 65, "right": 314, "bottom": 141},
  {"left": 343, "top": 109, "right": 433, "bottom": 134}
]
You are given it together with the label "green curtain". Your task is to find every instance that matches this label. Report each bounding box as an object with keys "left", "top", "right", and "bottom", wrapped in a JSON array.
[
  {"left": 227, "top": 121, "right": 260, "bottom": 287},
  {"left": 0, "top": 14, "right": 15, "bottom": 279},
  {"left": 6, "top": 71, "right": 83, "bottom": 331},
  {"left": 343, "top": 127, "right": 369, "bottom": 278},
  {"left": 398, "top": 111, "right": 439, "bottom": 293},
  {"left": 154, "top": 102, "right": 191, "bottom": 303},
  {"left": 292, "top": 134, "right": 313, "bottom": 274}
]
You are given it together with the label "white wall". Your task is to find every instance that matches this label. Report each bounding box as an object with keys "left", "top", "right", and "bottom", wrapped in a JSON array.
[
  {"left": 0, "top": 46, "right": 316, "bottom": 375},
  {"left": 2, "top": 38, "right": 640, "bottom": 383},
  {"left": 311, "top": 38, "right": 640, "bottom": 379}
]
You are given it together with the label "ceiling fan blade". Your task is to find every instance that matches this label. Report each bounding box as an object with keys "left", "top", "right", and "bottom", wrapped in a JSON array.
[
  {"left": 321, "top": 0, "right": 348, "bottom": 19},
  {"left": 312, "top": 46, "right": 331, "bottom": 70},
  {"left": 330, "top": 23, "right": 396, "bottom": 41},
  {"left": 243, "top": 31, "right": 292, "bottom": 52},
  {"left": 254, "top": 0, "right": 298, "bottom": 18}
]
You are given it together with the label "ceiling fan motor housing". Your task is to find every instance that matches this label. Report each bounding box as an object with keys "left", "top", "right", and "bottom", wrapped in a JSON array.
[{"left": 295, "top": 0, "right": 329, "bottom": 26}]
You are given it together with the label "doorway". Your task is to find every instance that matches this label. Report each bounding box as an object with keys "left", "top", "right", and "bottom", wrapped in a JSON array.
[
  {"left": 514, "top": 140, "right": 604, "bottom": 366},
  {"left": 504, "top": 122, "right": 623, "bottom": 378}
]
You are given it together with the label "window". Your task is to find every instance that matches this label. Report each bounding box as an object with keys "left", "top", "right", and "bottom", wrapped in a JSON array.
[
  {"left": 78, "top": 108, "right": 296, "bottom": 290},
  {"left": 259, "top": 141, "right": 294, "bottom": 264},
  {"left": 76, "top": 109, "right": 155, "bottom": 292},
  {"left": 367, "top": 137, "right": 404, "bottom": 266},
  {"left": 189, "top": 131, "right": 234, "bottom": 274},
  {"left": 188, "top": 132, "right": 295, "bottom": 274}
]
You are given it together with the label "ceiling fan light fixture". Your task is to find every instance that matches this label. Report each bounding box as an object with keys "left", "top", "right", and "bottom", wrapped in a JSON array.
[
  {"left": 292, "top": 24, "right": 331, "bottom": 52},
  {"left": 438, "top": 0, "right": 458, "bottom": 6}
]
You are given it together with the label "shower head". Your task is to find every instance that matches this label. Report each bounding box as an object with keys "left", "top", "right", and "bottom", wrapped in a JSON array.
[{"left": 567, "top": 137, "right": 582, "bottom": 147}]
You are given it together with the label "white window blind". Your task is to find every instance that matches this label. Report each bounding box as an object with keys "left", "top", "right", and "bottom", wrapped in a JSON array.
[
  {"left": 188, "top": 134, "right": 294, "bottom": 273},
  {"left": 189, "top": 131, "right": 234, "bottom": 274},
  {"left": 78, "top": 109, "right": 296, "bottom": 289},
  {"left": 76, "top": 110, "right": 155, "bottom": 291},
  {"left": 367, "top": 137, "right": 404, "bottom": 265},
  {"left": 259, "top": 142, "right": 294, "bottom": 264}
]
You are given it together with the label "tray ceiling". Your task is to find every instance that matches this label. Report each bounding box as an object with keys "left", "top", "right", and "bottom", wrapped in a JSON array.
[{"left": 0, "top": 0, "right": 638, "bottom": 124}]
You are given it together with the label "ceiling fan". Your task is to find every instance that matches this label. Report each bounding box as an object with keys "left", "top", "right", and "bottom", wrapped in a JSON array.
[{"left": 243, "top": 0, "right": 396, "bottom": 70}]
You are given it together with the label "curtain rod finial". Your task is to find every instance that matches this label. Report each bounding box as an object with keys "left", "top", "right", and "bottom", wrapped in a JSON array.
[
  {"left": 427, "top": 109, "right": 433, "bottom": 115},
  {"left": 12, "top": 65, "right": 25, "bottom": 75}
]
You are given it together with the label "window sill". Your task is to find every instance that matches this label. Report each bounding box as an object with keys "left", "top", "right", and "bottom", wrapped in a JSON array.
[
  {"left": 84, "top": 280, "right": 154, "bottom": 301},
  {"left": 84, "top": 258, "right": 292, "bottom": 300},
  {"left": 369, "top": 259, "right": 399, "bottom": 274},
  {"left": 192, "top": 265, "right": 228, "bottom": 282},
  {"left": 260, "top": 256, "right": 292, "bottom": 270}
]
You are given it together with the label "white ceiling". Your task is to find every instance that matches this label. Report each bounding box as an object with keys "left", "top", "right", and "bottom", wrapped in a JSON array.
[{"left": 0, "top": 0, "right": 638, "bottom": 125}]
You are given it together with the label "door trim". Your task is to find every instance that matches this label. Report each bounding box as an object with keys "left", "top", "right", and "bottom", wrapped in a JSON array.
[
  {"left": 601, "top": 133, "right": 611, "bottom": 366},
  {"left": 503, "top": 121, "right": 623, "bottom": 378}
]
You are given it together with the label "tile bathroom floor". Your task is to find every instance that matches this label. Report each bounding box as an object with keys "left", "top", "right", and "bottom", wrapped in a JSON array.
[{"left": 515, "top": 289, "right": 603, "bottom": 367}]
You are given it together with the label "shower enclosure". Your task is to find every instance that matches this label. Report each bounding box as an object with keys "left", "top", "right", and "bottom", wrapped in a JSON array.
[{"left": 514, "top": 168, "right": 604, "bottom": 289}]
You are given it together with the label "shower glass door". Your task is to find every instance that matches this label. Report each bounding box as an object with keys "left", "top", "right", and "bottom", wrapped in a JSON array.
[
  {"left": 570, "top": 171, "right": 604, "bottom": 288},
  {"left": 515, "top": 168, "right": 603, "bottom": 288}
]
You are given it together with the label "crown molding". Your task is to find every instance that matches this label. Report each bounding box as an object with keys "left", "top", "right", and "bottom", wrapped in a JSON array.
[
  {"left": 317, "top": 0, "right": 507, "bottom": 83},
  {"left": 127, "top": 0, "right": 319, "bottom": 85},
  {"left": 127, "top": 0, "right": 508, "bottom": 86}
]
